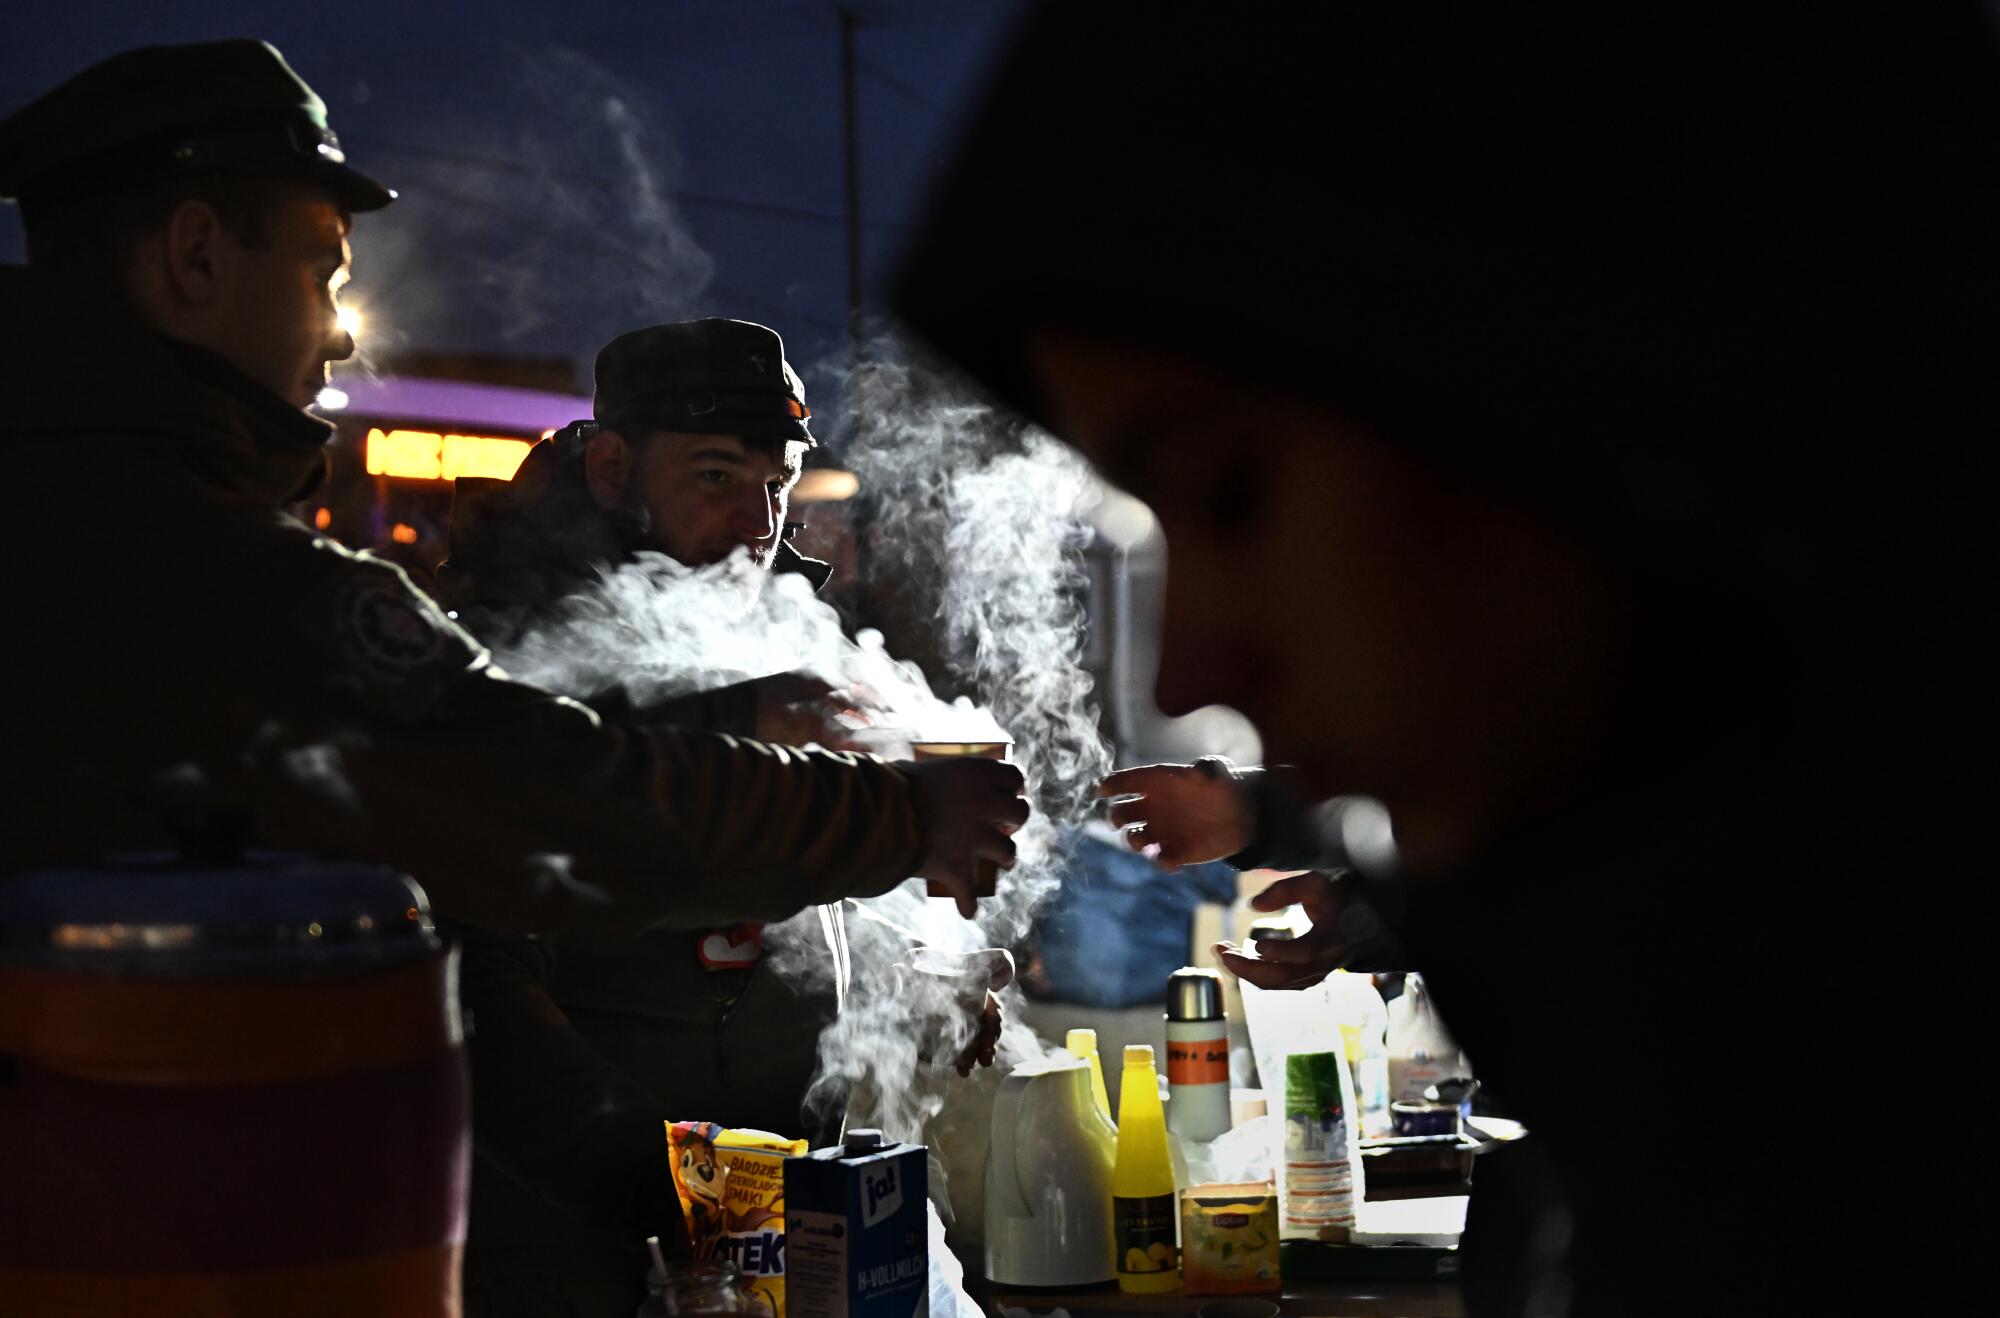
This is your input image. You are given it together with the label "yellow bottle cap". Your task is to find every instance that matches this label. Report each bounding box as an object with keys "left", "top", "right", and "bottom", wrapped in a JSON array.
[
  {"left": 1066, "top": 1028, "right": 1098, "bottom": 1055},
  {"left": 1124, "top": 1043, "right": 1154, "bottom": 1066}
]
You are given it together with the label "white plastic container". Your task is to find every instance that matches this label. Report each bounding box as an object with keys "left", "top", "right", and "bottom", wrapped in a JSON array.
[
  {"left": 1238, "top": 973, "right": 1365, "bottom": 1233},
  {"left": 984, "top": 1055, "right": 1117, "bottom": 1286},
  {"left": 1324, "top": 969, "right": 1392, "bottom": 1140},
  {"left": 1386, "top": 972, "right": 1472, "bottom": 1103}
]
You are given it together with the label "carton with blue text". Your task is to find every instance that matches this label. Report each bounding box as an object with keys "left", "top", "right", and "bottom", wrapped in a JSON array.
[{"left": 784, "top": 1130, "right": 929, "bottom": 1318}]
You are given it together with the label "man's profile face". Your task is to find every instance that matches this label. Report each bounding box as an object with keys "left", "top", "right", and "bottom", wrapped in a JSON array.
[
  {"left": 1028, "top": 331, "right": 1640, "bottom": 874},
  {"left": 209, "top": 184, "right": 355, "bottom": 408},
  {"left": 627, "top": 430, "right": 804, "bottom": 570}
]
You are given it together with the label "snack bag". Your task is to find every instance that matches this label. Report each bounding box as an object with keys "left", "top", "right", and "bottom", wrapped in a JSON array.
[{"left": 668, "top": 1121, "right": 810, "bottom": 1317}]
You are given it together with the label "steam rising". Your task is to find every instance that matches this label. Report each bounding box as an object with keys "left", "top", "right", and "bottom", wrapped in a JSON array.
[
  {"left": 799, "top": 347, "right": 1112, "bottom": 1234},
  {"left": 491, "top": 340, "right": 1111, "bottom": 1216},
  {"left": 349, "top": 47, "right": 713, "bottom": 360}
]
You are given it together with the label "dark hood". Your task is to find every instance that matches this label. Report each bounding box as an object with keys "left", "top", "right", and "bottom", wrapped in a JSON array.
[
  {"left": 0, "top": 265, "right": 333, "bottom": 505},
  {"left": 898, "top": 15, "right": 1996, "bottom": 1306},
  {"left": 895, "top": 5, "right": 2000, "bottom": 608},
  {"left": 434, "top": 426, "right": 831, "bottom": 643}
]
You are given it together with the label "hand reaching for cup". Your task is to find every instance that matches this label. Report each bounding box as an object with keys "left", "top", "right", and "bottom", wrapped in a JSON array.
[
  {"left": 893, "top": 946, "right": 1013, "bottom": 1073},
  {"left": 1098, "top": 761, "right": 1253, "bottom": 871},
  {"left": 1214, "top": 871, "right": 1348, "bottom": 989},
  {"left": 954, "top": 991, "right": 1004, "bottom": 1077}
]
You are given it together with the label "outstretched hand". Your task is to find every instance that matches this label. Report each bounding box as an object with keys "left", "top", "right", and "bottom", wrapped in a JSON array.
[
  {"left": 1214, "top": 871, "right": 1347, "bottom": 989},
  {"left": 752, "top": 671, "right": 871, "bottom": 750},
  {"left": 1098, "top": 762, "right": 1252, "bottom": 871}
]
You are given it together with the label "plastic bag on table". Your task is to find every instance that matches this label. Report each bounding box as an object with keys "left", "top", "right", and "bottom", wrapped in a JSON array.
[
  {"left": 1179, "top": 1113, "right": 1277, "bottom": 1188},
  {"left": 929, "top": 1196, "right": 982, "bottom": 1318}
]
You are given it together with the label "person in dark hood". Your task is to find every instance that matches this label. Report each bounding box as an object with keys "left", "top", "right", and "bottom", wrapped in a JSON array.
[
  {"left": 894, "top": 5, "right": 1993, "bottom": 1315},
  {"left": 435, "top": 321, "right": 1006, "bottom": 1318},
  {"left": 0, "top": 44, "right": 1026, "bottom": 956}
]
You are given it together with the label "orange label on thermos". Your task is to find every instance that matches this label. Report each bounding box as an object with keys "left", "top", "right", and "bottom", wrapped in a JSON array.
[{"left": 1166, "top": 1039, "right": 1229, "bottom": 1085}]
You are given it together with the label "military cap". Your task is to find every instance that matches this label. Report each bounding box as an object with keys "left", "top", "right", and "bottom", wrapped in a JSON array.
[
  {"left": 0, "top": 39, "right": 393, "bottom": 211},
  {"left": 594, "top": 319, "right": 815, "bottom": 446}
]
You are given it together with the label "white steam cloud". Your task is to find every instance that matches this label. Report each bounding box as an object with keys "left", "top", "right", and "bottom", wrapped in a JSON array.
[
  {"left": 345, "top": 46, "right": 713, "bottom": 363},
  {"left": 800, "top": 344, "right": 1113, "bottom": 1237},
  {"left": 489, "top": 338, "right": 1111, "bottom": 1232}
]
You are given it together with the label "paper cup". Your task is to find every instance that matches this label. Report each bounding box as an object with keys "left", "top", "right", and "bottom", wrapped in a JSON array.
[{"left": 910, "top": 739, "right": 1012, "bottom": 898}]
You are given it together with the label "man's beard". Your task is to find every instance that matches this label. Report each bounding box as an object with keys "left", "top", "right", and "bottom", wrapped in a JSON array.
[{"left": 617, "top": 486, "right": 776, "bottom": 571}]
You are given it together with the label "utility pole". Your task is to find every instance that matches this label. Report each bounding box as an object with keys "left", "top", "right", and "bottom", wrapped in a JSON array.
[{"left": 838, "top": 7, "right": 865, "bottom": 368}]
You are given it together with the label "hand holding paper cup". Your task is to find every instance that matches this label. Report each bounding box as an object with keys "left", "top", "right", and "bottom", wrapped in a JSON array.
[
  {"left": 912, "top": 738, "right": 1015, "bottom": 900},
  {"left": 900, "top": 743, "right": 1027, "bottom": 917},
  {"left": 893, "top": 946, "right": 1016, "bottom": 1068}
]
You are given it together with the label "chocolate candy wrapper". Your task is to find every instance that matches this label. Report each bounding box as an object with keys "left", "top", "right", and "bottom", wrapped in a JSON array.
[{"left": 668, "top": 1121, "right": 810, "bottom": 1317}]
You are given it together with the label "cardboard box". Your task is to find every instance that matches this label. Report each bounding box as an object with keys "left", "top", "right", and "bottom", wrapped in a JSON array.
[{"left": 785, "top": 1133, "right": 929, "bottom": 1318}]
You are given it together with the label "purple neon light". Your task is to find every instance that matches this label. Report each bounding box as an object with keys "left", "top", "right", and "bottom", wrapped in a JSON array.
[{"left": 331, "top": 375, "right": 591, "bottom": 436}]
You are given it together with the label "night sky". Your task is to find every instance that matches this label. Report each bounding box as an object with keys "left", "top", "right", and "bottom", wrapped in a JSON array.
[{"left": 2, "top": 0, "right": 1032, "bottom": 411}]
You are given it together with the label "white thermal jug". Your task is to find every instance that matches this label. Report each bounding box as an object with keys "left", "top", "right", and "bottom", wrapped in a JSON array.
[{"left": 983, "top": 1054, "right": 1118, "bottom": 1286}]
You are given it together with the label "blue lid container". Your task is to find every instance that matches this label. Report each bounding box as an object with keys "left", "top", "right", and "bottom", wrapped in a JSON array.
[{"left": 0, "top": 850, "right": 439, "bottom": 978}]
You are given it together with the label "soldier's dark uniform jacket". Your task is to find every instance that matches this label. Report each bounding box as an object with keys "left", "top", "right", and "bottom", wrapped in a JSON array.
[
  {"left": 0, "top": 266, "right": 928, "bottom": 936},
  {"left": 0, "top": 42, "right": 927, "bottom": 939},
  {"left": 0, "top": 42, "right": 935, "bottom": 1318},
  {"left": 429, "top": 329, "right": 855, "bottom": 1317}
]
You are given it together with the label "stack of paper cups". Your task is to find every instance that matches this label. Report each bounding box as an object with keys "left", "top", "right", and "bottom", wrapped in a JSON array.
[{"left": 1281, "top": 1051, "right": 1359, "bottom": 1242}]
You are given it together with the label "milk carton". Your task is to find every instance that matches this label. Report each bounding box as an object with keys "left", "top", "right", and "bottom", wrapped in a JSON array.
[{"left": 785, "top": 1130, "right": 929, "bottom": 1318}]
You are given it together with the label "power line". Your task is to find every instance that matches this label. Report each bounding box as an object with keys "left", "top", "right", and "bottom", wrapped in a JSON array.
[{"left": 854, "top": 53, "right": 953, "bottom": 119}]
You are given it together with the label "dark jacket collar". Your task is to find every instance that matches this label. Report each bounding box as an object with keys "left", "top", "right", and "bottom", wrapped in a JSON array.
[{"left": 0, "top": 265, "right": 333, "bottom": 505}]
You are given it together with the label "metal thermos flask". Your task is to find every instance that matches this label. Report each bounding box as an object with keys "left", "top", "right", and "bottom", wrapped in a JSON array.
[{"left": 1164, "top": 966, "right": 1232, "bottom": 1141}]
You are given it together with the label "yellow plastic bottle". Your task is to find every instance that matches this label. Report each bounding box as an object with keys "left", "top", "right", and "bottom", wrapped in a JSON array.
[
  {"left": 1112, "top": 1044, "right": 1179, "bottom": 1293},
  {"left": 1065, "top": 1028, "right": 1115, "bottom": 1128}
]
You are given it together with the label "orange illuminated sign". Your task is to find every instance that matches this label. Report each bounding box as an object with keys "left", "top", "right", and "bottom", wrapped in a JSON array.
[{"left": 364, "top": 428, "right": 534, "bottom": 482}]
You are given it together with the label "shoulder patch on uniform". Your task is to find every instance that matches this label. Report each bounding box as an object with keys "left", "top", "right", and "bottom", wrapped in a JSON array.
[
  {"left": 293, "top": 551, "right": 484, "bottom": 722},
  {"left": 330, "top": 571, "right": 452, "bottom": 679}
]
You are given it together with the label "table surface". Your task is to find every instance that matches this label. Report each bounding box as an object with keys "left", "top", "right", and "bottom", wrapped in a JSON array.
[
  {"left": 986, "top": 1197, "right": 1468, "bottom": 1318},
  {"left": 989, "top": 1279, "right": 1464, "bottom": 1318}
]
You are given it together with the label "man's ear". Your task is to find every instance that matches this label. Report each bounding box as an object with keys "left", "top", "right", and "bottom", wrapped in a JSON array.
[
  {"left": 160, "top": 200, "right": 229, "bottom": 308},
  {"left": 584, "top": 427, "right": 634, "bottom": 509}
]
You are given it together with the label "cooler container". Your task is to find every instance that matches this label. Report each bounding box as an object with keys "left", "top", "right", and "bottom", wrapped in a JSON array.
[{"left": 0, "top": 852, "right": 467, "bottom": 1317}]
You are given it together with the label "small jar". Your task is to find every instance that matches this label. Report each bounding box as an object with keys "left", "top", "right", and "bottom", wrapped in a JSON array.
[{"left": 638, "top": 1261, "right": 757, "bottom": 1318}]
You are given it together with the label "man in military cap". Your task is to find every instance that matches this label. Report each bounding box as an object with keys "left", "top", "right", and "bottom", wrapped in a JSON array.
[
  {"left": 0, "top": 42, "right": 1025, "bottom": 951},
  {"left": 437, "top": 318, "right": 841, "bottom": 722},
  {"left": 434, "top": 318, "right": 1005, "bottom": 1317}
]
